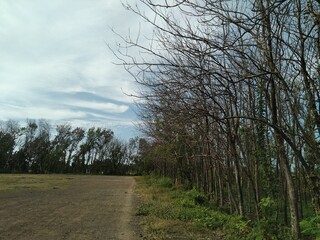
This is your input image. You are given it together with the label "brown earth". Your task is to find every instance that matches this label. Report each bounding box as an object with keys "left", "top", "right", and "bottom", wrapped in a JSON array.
[{"left": 0, "top": 175, "right": 142, "bottom": 240}]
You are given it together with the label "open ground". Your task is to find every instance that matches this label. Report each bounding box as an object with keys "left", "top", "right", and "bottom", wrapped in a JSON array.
[{"left": 0, "top": 175, "right": 141, "bottom": 240}]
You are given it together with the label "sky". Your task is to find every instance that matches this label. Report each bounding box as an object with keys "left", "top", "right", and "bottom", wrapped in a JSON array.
[{"left": 0, "top": 0, "right": 151, "bottom": 140}]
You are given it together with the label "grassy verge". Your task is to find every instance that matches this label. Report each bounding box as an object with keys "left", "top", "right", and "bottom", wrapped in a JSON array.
[
  {"left": 0, "top": 174, "right": 75, "bottom": 191},
  {"left": 134, "top": 176, "right": 251, "bottom": 240}
]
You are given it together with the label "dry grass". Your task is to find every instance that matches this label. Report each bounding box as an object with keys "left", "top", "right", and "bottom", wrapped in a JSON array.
[{"left": 0, "top": 174, "right": 75, "bottom": 191}]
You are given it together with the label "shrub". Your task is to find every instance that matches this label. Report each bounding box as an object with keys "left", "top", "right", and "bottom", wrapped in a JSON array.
[
  {"left": 186, "top": 188, "right": 208, "bottom": 206},
  {"left": 300, "top": 215, "right": 320, "bottom": 239},
  {"left": 247, "top": 197, "right": 291, "bottom": 240},
  {"left": 136, "top": 203, "right": 153, "bottom": 216},
  {"left": 157, "top": 177, "right": 173, "bottom": 188}
]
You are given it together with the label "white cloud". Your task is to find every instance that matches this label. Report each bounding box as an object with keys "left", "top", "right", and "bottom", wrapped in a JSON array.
[
  {"left": 0, "top": 0, "right": 151, "bottom": 138},
  {"left": 0, "top": 0, "right": 145, "bottom": 99},
  {"left": 0, "top": 104, "right": 86, "bottom": 121},
  {"left": 69, "top": 100, "right": 129, "bottom": 113}
]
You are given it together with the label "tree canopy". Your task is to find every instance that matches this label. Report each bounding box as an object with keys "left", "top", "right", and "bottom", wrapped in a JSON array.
[{"left": 0, "top": 119, "right": 143, "bottom": 175}]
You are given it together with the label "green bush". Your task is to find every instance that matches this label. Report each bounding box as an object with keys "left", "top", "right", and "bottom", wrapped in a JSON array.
[
  {"left": 186, "top": 188, "right": 208, "bottom": 206},
  {"left": 136, "top": 203, "right": 153, "bottom": 216},
  {"left": 137, "top": 176, "right": 315, "bottom": 240},
  {"left": 157, "top": 177, "right": 173, "bottom": 188},
  {"left": 300, "top": 215, "right": 320, "bottom": 239},
  {"left": 247, "top": 197, "right": 291, "bottom": 240},
  {"left": 195, "top": 209, "right": 228, "bottom": 230},
  {"left": 225, "top": 216, "right": 251, "bottom": 237}
]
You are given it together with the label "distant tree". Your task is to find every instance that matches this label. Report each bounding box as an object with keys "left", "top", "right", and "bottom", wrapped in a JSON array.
[
  {"left": 0, "top": 119, "right": 138, "bottom": 176},
  {"left": 104, "top": 139, "right": 127, "bottom": 175},
  {"left": 67, "top": 127, "right": 85, "bottom": 172},
  {"left": 0, "top": 120, "right": 21, "bottom": 172},
  {"left": 90, "top": 128, "right": 114, "bottom": 174},
  {"left": 19, "top": 119, "right": 38, "bottom": 172},
  {"left": 30, "top": 119, "right": 51, "bottom": 173},
  {"left": 48, "top": 124, "right": 73, "bottom": 173},
  {"left": 126, "top": 137, "right": 140, "bottom": 174},
  {"left": 0, "top": 131, "right": 15, "bottom": 172}
]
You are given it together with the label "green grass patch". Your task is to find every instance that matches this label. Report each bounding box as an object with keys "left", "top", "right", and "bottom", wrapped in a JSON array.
[
  {"left": 0, "top": 174, "right": 75, "bottom": 191},
  {"left": 135, "top": 176, "right": 250, "bottom": 240}
]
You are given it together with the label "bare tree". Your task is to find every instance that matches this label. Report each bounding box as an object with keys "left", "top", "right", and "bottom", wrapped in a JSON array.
[{"left": 113, "top": 0, "right": 320, "bottom": 238}]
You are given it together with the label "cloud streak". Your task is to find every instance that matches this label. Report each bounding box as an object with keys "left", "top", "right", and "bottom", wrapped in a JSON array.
[{"left": 0, "top": 0, "right": 147, "bottom": 139}]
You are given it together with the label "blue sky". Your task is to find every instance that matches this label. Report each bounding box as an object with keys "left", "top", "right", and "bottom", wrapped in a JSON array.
[{"left": 0, "top": 0, "right": 148, "bottom": 140}]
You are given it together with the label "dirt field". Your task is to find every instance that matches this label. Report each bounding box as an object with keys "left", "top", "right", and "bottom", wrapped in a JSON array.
[{"left": 0, "top": 175, "right": 141, "bottom": 240}]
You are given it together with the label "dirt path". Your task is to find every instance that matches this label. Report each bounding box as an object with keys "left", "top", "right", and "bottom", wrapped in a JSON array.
[{"left": 0, "top": 175, "right": 141, "bottom": 240}]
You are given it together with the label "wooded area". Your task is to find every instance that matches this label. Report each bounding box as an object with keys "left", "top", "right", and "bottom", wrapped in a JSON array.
[
  {"left": 0, "top": 119, "right": 141, "bottom": 175},
  {"left": 114, "top": 0, "right": 320, "bottom": 239}
]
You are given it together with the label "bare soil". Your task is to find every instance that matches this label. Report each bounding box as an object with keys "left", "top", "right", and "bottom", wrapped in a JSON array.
[{"left": 0, "top": 175, "right": 142, "bottom": 240}]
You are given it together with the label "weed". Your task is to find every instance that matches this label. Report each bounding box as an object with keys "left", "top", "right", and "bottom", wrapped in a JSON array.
[
  {"left": 247, "top": 197, "right": 292, "bottom": 240},
  {"left": 157, "top": 177, "right": 173, "bottom": 188},
  {"left": 186, "top": 188, "right": 208, "bottom": 206},
  {"left": 300, "top": 215, "right": 320, "bottom": 239},
  {"left": 136, "top": 176, "right": 319, "bottom": 240},
  {"left": 135, "top": 176, "right": 252, "bottom": 239},
  {"left": 136, "top": 203, "right": 153, "bottom": 216}
]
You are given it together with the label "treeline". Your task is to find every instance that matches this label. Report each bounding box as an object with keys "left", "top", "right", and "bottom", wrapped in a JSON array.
[
  {"left": 0, "top": 119, "right": 145, "bottom": 175},
  {"left": 116, "top": 0, "right": 320, "bottom": 239}
]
